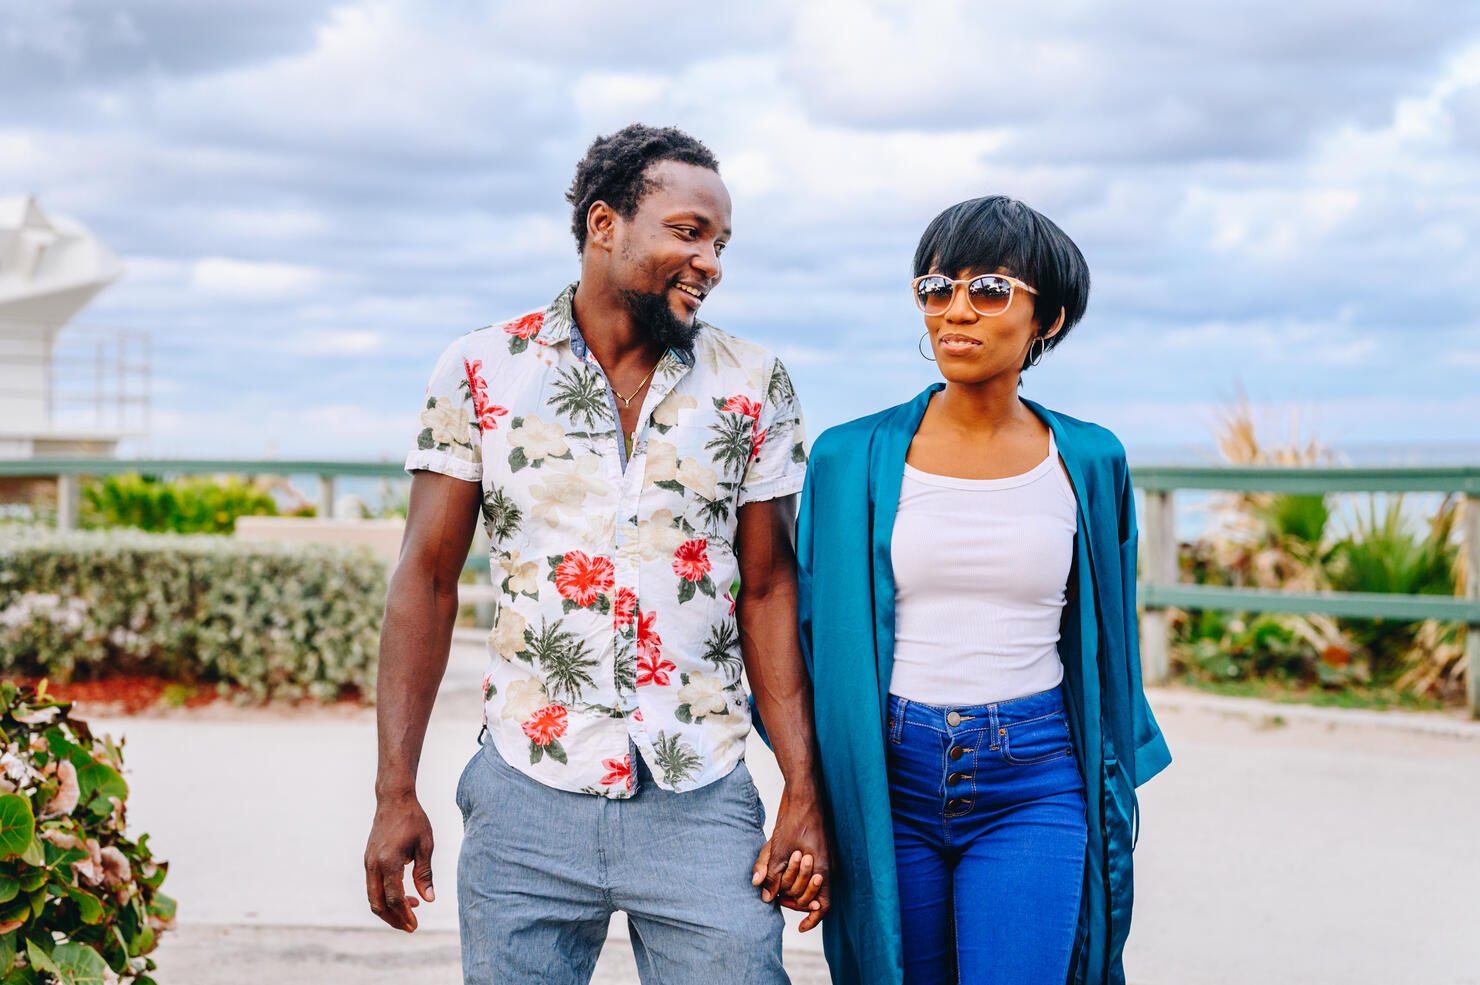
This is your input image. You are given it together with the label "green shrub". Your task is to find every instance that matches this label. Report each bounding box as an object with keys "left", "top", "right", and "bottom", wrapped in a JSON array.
[
  {"left": 0, "top": 529, "right": 384, "bottom": 701},
  {"left": 0, "top": 681, "right": 173, "bottom": 983},
  {"left": 80, "top": 474, "right": 281, "bottom": 534},
  {"left": 1175, "top": 610, "right": 1312, "bottom": 683}
]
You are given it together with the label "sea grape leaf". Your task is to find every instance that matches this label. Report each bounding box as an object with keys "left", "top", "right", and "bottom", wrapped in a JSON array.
[
  {"left": 71, "top": 759, "right": 127, "bottom": 809},
  {"left": 66, "top": 888, "right": 103, "bottom": 925},
  {"left": 23, "top": 941, "right": 56, "bottom": 975},
  {"left": 51, "top": 942, "right": 109, "bottom": 985},
  {"left": 148, "top": 893, "right": 175, "bottom": 922},
  {"left": 0, "top": 800, "right": 34, "bottom": 861}
]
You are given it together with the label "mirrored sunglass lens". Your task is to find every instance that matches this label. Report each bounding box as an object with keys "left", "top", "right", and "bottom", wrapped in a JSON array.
[
  {"left": 915, "top": 277, "right": 953, "bottom": 312},
  {"left": 968, "top": 277, "right": 1012, "bottom": 314}
]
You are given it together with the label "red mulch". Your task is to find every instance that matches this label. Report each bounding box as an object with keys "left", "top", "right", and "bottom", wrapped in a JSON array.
[
  {"left": 11, "top": 676, "right": 222, "bottom": 714},
  {"left": 8, "top": 677, "right": 370, "bottom": 715}
]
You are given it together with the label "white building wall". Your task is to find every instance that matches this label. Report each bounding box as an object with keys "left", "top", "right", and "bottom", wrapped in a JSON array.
[{"left": 0, "top": 320, "right": 51, "bottom": 432}]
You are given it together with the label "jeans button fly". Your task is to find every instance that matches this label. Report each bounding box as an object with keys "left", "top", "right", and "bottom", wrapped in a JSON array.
[{"left": 946, "top": 711, "right": 962, "bottom": 726}]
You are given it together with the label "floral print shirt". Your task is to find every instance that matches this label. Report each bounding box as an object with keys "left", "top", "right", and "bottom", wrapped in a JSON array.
[{"left": 405, "top": 283, "right": 808, "bottom": 797}]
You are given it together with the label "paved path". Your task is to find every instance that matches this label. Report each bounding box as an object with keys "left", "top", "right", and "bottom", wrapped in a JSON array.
[
  {"left": 86, "top": 633, "right": 1480, "bottom": 984},
  {"left": 154, "top": 925, "right": 834, "bottom": 984}
]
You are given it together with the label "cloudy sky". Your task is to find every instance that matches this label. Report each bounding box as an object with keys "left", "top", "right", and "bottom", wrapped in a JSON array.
[{"left": 4, "top": 0, "right": 1478, "bottom": 462}]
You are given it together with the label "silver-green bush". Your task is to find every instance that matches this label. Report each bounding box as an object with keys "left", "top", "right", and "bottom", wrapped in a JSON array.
[{"left": 0, "top": 530, "right": 384, "bottom": 701}]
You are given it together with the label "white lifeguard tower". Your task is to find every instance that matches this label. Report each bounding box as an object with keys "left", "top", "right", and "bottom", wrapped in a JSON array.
[{"left": 0, "top": 195, "right": 147, "bottom": 459}]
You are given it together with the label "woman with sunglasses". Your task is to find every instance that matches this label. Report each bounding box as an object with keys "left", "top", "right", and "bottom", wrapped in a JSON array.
[{"left": 790, "top": 196, "right": 1170, "bottom": 985}]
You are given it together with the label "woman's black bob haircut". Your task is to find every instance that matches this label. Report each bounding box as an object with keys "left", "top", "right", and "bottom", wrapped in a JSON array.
[
  {"left": 913, "top": 196, "right": 1090, "bottom": 367},
  {"left": 566, "top": 124, "right": 719, "bottom": 253}
]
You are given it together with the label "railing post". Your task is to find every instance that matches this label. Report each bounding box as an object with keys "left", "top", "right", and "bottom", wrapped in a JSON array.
[
  {"left": 319, "top": 474, "right": 335, "bottom": 519},
  {"left": 1465, "top": 493, "right": 1479, "bottom": 720},
  {"left": 1140, "top": 489, "right": 1176, "bottom": 684},
  {"left": 56, "top": 474, "right": 80, "bottom": 531}
]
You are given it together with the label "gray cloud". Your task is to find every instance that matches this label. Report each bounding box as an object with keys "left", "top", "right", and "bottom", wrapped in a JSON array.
[
  {"left": 783, "top": 0, "right": 1480, "bottom": 164},
  {"left": 1446, "top": 81, "right": 1480, "bottom": 149},
  {"left": 2, "top": 0, "right": 1475, "bottom": 460},
  {"left": 0, "top": 0, "right": 340, "bottom": 97}
]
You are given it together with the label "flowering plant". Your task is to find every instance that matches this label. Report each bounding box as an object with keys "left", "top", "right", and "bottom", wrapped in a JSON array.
[{"left": 0, "top": 682, "right": 173, "bottom": 983}]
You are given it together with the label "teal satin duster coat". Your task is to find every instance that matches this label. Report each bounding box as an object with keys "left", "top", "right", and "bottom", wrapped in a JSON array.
[{"left": 791, "top": 385, "right": 1171, "bottom": 985}]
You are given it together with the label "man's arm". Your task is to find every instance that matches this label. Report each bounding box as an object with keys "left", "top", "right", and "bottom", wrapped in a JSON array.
[
  {"left": 364, "top": 471, "right": 482, "bottom": 932},
  {"left": 736, "top": 495, "right": 831, "bottom": 932}
]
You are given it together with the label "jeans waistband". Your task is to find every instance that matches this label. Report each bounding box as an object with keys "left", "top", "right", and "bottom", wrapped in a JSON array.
[{"left": 888, "top": 686, "right": 1066, "bottom": 733}]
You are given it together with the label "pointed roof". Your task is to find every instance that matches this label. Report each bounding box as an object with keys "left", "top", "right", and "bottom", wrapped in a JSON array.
[{"left": 0, "top": 195, "right": 123, "bottom": 327}]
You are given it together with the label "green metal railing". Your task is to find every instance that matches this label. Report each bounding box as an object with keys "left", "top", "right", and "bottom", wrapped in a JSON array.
[
  {"left": 1131, "top": 466, "right": 1479, "bottom": 718},
  {"left": 4, "top": 458, "right": 1478, "bottom": 717},
  {"left": 0, "top": 458, "right": 405, "bottom": 522}
]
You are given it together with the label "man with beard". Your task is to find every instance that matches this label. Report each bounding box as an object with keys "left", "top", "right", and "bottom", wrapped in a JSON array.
[{"left": 364, "top": 124, "right": 829, "bottom": 985}]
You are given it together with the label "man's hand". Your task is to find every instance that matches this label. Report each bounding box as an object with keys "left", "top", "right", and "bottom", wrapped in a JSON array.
[
  {"left": 751, "top": 785, "right": 831, "bottom": 932},
  {"left": 364, "top": 792, "right": 436, "bottom": 932}
]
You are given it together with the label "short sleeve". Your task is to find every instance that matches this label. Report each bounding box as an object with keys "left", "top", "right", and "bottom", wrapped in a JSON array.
[
  {"left": 736, "top": 357, "right": 807, "bottom": 507},
  {"left": 404, "top": 338, "right": 483, "bottom": 482}
]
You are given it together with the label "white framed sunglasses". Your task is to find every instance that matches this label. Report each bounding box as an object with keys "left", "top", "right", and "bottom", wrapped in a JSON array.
[{"left": 911, "top": 273, "right": 1038, "bottom": 317}]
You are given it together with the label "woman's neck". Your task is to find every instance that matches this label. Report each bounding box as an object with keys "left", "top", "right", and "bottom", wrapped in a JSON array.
[{"left": 935, "top": 377, "right": 1030, "bottom": 437}]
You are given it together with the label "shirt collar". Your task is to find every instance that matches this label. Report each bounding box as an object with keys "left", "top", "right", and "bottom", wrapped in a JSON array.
[{"left": 539, "top": 281, "right": 695, "bottom": 367}]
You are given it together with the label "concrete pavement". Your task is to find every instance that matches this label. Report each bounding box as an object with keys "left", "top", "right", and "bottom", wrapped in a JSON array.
[
  {"left": 84, "top": 631, "right": 1480, "bottom": 984},
  {"left": 154, "top": 925, "right": 834, "bottom": 984}
]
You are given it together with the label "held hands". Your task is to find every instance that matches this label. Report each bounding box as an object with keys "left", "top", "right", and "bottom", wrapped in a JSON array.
[
  {"left": 751, "top": 785, "right": 831, "bottom": 932},
  {"left": 364, "top": 791, "right": 436, "bottom": 932}
]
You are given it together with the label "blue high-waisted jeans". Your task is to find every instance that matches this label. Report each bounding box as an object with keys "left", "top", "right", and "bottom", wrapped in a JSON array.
[{"left": 887, "top": 687, "right": 1088, "bottom": 985}]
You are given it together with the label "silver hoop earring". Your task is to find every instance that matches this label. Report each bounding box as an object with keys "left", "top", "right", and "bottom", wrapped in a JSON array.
[
  {"left": 1028, "top": 336, "right": 1046, "bottom": 367},
  {"left": 918, "top": 332, "right": 936, "bottom": 362}
]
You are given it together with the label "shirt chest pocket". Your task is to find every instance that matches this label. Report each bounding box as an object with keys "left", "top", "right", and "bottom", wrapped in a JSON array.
[{"left": 643, "top": 397, "right": 759, "bottom": 507}]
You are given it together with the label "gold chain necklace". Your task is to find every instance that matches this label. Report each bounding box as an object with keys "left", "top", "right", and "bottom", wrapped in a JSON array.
[{"left": 614, "top": 357, "right": 662, "bottom": 408}]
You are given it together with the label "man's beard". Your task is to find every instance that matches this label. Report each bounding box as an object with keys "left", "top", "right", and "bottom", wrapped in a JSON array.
[{"left": 620, "top": 286, "right": 701, "bottom": 352}]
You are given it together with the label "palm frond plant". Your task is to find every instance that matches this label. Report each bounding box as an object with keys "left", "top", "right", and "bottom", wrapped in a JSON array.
[
  {"left": 1391, "top": 619, "right": 1466, "bottom": 701},
  {"left": 481, "top": 486, "right": 523, "bottom": 545},
  {"left": 700, "top": 620, "right": 742, "bottom": 677},
  {"left": 704, "top": 413, "right": 754, "bottom": 479},
  {"left": 696, "top": 494, "right": 732, "bottom": 539},
  {"left": 650, "top": 731, "right": 702, "bottom": 787},
  {"left": 1331, "top": 495, "right": 1458, "bottom": 597},
  {"left": 1204, "top": 395, "right": 1336, "bottom": 592},
  {"left": 548, "top": 367, "right": 612, "bottom": 431},
  {"left": 1329, "top": 495, "right": 1459, "bottom": 681},
  {"left": 766, "top": 361, "right": 797, "bottom": 409},
  {"left": 613, "top": 643, "right": 636, "bottom": 694},
  {"left": 524, "top": 618, "right": 598, "bottom": 705},
  {"left": 1174, "top": 397, "right": 1356, "bottom": 690}
]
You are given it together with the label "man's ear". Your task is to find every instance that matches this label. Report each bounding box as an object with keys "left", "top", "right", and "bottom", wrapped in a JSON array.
[{"left": 586, "top": 201, "right": 617, "bottom": 253}]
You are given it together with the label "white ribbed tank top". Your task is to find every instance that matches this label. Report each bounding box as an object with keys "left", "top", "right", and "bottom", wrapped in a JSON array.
[{"left": 888, "top": 430, "right": 1077, "bottom": 706}]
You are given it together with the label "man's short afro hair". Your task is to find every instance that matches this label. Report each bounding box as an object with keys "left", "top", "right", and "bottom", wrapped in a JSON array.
[{"left": 566, "top": 124, "right": 720, "bottom": 253}]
